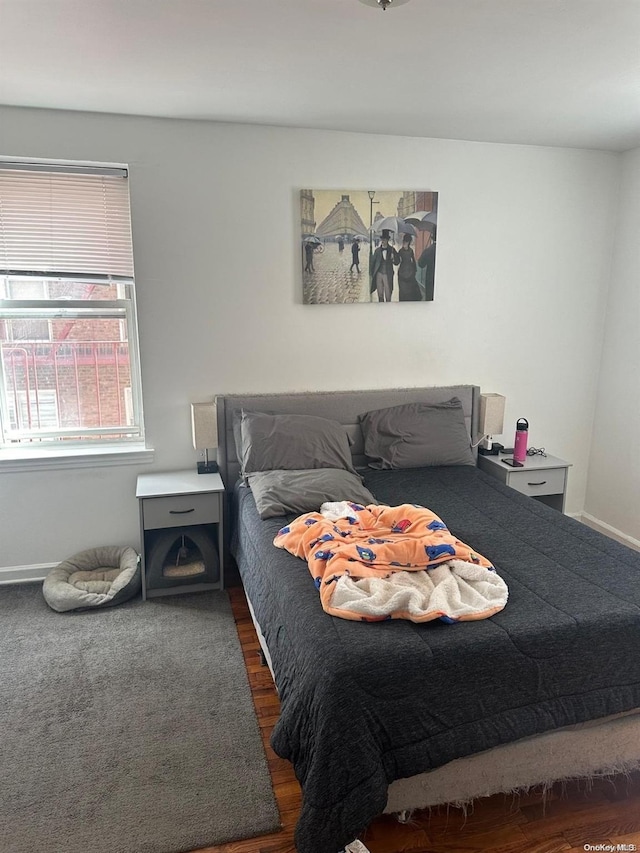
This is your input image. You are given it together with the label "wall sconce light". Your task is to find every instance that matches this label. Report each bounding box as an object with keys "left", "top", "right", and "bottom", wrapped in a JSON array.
[
  {"left": 477, "top": 393, "right": 506, "bottom": 455},
  {"left": 191, "top": 402, "right": 218, "bottom": 474}
]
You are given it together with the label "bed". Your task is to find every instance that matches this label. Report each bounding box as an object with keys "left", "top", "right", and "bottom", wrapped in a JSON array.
[{"left": 215, "top": 385, "right": 640, "bottom": 853}]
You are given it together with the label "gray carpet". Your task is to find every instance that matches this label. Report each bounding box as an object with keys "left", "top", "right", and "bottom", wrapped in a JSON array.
[{"left": 0, "top": 584, "right": 280, "bottom": 853}]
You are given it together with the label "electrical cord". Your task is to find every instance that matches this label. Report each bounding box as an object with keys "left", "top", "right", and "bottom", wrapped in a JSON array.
[
  {"left": 527, "top": 446, "right": 547, "bottom": 457},
  {"left": 471, "top": 433, "right": 490, "bottom": 448}
]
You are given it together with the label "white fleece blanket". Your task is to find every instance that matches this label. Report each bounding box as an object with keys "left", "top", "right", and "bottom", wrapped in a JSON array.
[{"left": 331, "top": 559, "right": 508, "bottom": 620}]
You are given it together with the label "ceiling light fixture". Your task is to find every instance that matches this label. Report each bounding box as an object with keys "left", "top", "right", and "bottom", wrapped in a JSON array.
[{"left": 357, "top": 0, "right": 412, "bottom": 10}]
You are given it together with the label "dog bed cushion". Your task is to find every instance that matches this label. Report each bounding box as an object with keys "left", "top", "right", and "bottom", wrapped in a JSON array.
[{"left": 43, "top": 546, "right": 140, "bottom": 612}]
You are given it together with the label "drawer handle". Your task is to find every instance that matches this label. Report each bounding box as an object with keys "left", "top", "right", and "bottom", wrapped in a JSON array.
[
  {"left": 169, "top": 508, "right": 195, "bottom": 514},
  {"left": 527, "top": 481, "right": 547, "bottom": 486}
]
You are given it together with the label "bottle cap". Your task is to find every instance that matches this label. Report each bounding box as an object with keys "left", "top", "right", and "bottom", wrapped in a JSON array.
[{"left": 516, "top": 418, "right": 529, "bottom": 431}]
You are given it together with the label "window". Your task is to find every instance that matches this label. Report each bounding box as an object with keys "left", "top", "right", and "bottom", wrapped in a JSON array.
[{"left": 0, "top": 162, "right": 145, "bottom": 449}]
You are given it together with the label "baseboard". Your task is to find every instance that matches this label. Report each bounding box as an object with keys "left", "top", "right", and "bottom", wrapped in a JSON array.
[
  {"left": 579, "top": 513, "right": 640, "bottom": 553},
  {"left": 0, "top": 563, "right": 54, "bottom": 585}
]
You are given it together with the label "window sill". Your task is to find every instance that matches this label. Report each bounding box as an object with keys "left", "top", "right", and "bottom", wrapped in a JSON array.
[{"left": 0, "top": 444, "right": 155, "bottom": 473}]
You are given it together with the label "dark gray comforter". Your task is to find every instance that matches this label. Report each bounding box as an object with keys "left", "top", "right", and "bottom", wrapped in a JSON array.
[{"left": 231, "top": 465, "right": 640, "bottom": 853}]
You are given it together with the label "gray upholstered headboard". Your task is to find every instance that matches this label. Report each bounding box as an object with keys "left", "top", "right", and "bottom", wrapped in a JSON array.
[{"left": 215, "top": 385, "right": 480, "bottom": 488}]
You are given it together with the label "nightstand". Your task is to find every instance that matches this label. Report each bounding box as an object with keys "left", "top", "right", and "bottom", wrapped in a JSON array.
[
  {"left": 477, "top": 452, "right": 571, "bottom": 512},
  {"left": 136, "top": 470, "right": 225, "bottom": 600}
]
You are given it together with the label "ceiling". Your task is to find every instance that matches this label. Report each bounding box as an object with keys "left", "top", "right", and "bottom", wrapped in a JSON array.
[{"left": 1, "top": 0, "right": 639, "bottom": 152}]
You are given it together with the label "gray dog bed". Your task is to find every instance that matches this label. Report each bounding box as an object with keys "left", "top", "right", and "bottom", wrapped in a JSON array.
[{"left": 43, "top": 546, "right": 141, "bottom": 613}]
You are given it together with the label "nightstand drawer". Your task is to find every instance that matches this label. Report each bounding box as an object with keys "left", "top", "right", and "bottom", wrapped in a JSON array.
[
  {"left": 507, "top": 467, "right": 566, "bottom": 498},
  {"left": 143, "top": 493, "right": 220, "bottom": 530}
]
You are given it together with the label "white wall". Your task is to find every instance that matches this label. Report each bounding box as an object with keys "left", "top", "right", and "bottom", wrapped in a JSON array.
[
  {"left": 0, "top": 106, "right": 620, "bottom": 567},
  {"left": 586, "top": 146, "right": 640, "bottom": 542}
]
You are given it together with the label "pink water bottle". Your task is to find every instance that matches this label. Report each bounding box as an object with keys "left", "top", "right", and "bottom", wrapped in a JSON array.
[{"left": 513, "top": 418, "right": 529, "bottom": 463}]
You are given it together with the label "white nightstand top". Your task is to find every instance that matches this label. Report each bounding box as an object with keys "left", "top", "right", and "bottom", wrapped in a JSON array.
[
  {"left": 484, "top": 452, "right": 572, "bottom": 473},
  {"left": 136, "top": 469, "right": 224, "bottom": 499}
]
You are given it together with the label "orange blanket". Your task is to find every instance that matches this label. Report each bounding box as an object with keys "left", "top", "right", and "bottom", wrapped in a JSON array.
[{"left": 273, "top": 502, "right": 507, "bottom": 623}]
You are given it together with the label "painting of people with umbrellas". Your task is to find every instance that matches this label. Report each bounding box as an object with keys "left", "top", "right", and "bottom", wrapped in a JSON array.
[{"left": 300, "top": 190, "right": 438, "bottom": 304}]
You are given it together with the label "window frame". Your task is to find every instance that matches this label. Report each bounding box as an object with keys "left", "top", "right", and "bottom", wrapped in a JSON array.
[{"left": 0, "top": 160, "right": 148, "bottom": 459}]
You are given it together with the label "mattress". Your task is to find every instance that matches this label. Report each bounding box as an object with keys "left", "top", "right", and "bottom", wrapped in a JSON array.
[{"left": 231, "top": 464, "right": 640, "bottom": 853}]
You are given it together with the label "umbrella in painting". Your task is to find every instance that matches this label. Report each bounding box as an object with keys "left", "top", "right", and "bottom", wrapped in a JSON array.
[
  {"left": 370, "top": 216, "right": 417, "bottom": 237},
  {"left": 304, "top": 235, "right": 323, "bottom": 245},
  {"left": 403, "top": 210, "right": 437, "bottom": 231}
]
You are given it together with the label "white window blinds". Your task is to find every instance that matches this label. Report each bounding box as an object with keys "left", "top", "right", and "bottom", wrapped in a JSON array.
[{"left": 0, "top": 164, "right": 134, "bottom": 280}]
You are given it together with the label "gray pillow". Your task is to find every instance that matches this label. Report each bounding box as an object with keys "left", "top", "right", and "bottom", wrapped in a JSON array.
[
  {"left": 360, "top": 397, "right": 474, "bottom": 469},
  {"left": 239, "top": 410, "right": 357, "bottom": 477},
  {"left": 247, "top": 469, "right": 375, "bottom": 519}
]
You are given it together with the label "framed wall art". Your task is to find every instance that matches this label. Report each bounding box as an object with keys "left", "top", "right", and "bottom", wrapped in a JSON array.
[{"left": 301, "top": 189, "right": 438, "bottom": 304}]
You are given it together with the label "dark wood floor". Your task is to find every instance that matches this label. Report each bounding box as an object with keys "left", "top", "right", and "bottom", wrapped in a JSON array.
[{"left": 196, "top": 586, "right": 640, "bottom": 853}]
